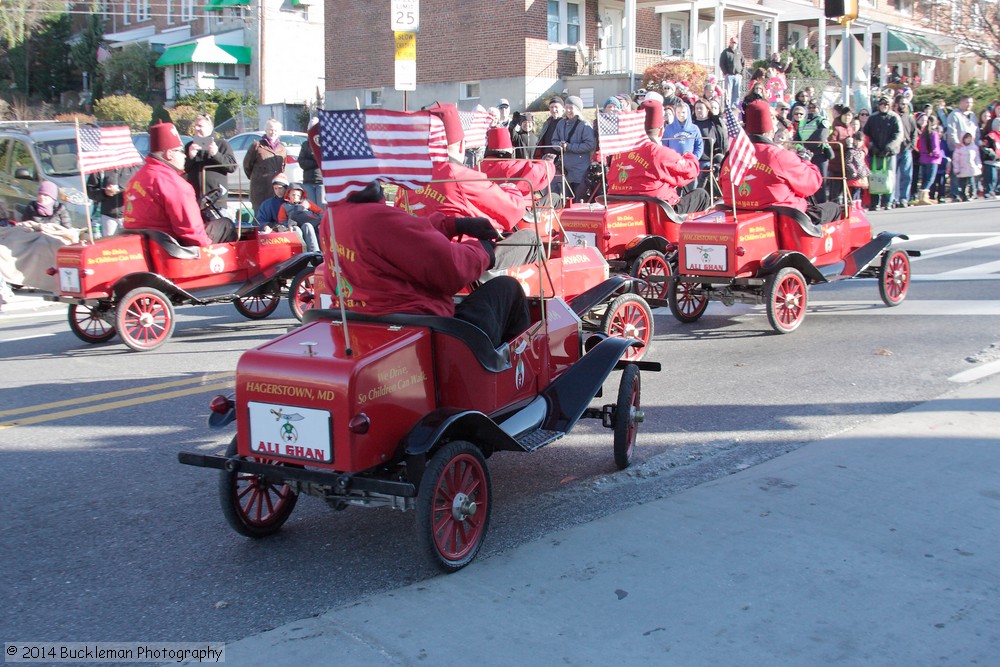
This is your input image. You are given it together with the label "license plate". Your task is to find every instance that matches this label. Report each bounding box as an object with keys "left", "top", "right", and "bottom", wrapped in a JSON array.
[
  {"left": 58, "top": 267, "right": 80, "bottom": 293},
  {"left": 247, "top": 401, "right": 332, "bottom": 463},
  {"left": 684, "top": 244, "right": 728, "bottom": 272},
  {"left": 564, "top": 231, "right": 596, "bottom": 248}
]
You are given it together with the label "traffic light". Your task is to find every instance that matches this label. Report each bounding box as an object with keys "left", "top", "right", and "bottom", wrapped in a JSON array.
[{"left": 825, "top": 0, "right": 859, "bottom": 20}]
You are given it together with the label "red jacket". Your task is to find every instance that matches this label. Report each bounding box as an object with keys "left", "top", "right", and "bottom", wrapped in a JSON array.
[
  {"left": 605, "top": 140, "right": 699, "bottom": 205},
  {"left": 719, "top": 138, "right": 822, "bottom": 212},
  {"left": 322, "top": 200, "right": 490, "bottom": 317},
  {"left": 396, "top": 160, "right": 528, "bottom": 232},
  {"left": 122, "top": 155, "right": 213, "bottom": 247},
  {"left": 478, "top": 158, "right": 555, "bottom": 198}
]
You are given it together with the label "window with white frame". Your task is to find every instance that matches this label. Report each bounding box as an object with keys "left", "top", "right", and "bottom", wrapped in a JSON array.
[
  {"left": 365, "top": 89, "right": 383, "bottom": 107},
  {"left": 460, "top": 81, "right": 480, "bottom": 100},
  {"left": 786, "top": 24, "right": 806, "bottom": 50},
  {"left": 136, "top": 0, "right": 149, "bottom": 21},
  {"left": 181, "top": 0, "right": 195, "bottom": 21},
  {"left": 751, "top": 22, "right": 765, "bottom": 60},
  {"left": 666, "top": 19, "right": 685, "bottom": 56},
  {"left": 893, "top": 0, "right": 913, "bottom": 15},
  {"left": 165, "top": 0, "right": 172, "bottom": 24},
  {"left": 204, "top": 63, "right": 238, "bottom": 78},
  {"left": 547, "top": 0, "right": 582, "bottom": 45},
  {"left": 122, "top": 0, "right": 130, "bottom": 25}
]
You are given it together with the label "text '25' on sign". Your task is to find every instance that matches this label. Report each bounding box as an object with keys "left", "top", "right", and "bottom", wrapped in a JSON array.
[{"left": 391, "top": 0, "right": 419, "bottom": 32}]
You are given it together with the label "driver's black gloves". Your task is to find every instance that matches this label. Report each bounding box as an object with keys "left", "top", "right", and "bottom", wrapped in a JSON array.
[
  {"left": 454, "top": 217, "right": 500, "bottom": 240},
  {"left": 478, "top": 239, "right": 496, "bottom": 270}
]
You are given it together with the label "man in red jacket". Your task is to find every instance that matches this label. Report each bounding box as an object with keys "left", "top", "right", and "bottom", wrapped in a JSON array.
[
  {"left": 719, "top": 99, "right": 841, "bottom": 224},
  {"left": 606, "top": 100, "right": 711, "bottom": 213},
  {"left": 326, "top": 182, "right": 530, "bottom": 348},
  {"left": 123, "top": 121, "right": 236, "bottom": 246}
]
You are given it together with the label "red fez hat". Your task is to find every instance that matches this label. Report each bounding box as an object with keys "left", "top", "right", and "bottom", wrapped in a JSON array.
[
  {"left": 149, "top": 120, "right": 182, "bottom": 152},
  {"left": 743, "top": 100, "right": 773, "bottom": 134},
  {"left": 425, "top": 101, "right": 463, "bottom": 145},
  {"left": 640, "top": 99, "right": 664, "bottom": 130},
  {"left": 486, "top": 127, "right": 513, "bottom": 152}
]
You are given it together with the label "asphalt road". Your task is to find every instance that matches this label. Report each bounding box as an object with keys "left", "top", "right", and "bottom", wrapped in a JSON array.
[{"left": 2, "top": 200, "right": 999, "bottom": 647}]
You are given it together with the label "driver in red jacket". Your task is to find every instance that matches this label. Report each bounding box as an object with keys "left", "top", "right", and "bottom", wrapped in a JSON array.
[{"left": 123, "top": 121, "right": 236, "bottom": 246}]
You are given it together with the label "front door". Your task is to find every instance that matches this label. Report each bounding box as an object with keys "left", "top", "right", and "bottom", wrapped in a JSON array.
[{"left": 599, "top": 6, "right": 624, "bottom": 73}]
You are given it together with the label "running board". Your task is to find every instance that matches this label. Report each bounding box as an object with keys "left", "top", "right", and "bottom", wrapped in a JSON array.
[{"left": 514, "top": 428, "right": 565, "bottom": 452}]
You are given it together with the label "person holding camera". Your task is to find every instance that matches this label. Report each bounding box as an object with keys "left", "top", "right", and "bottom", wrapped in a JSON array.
[{"left": 184, "top": 113, "right": 237, "bottom": 208}]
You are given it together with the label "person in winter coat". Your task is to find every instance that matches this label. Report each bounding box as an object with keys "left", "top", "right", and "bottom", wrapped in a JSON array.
[
  {"left": 243, "top": 118, "right": 288, "bottom": 213},
  {"left": 862, "top": 95, "right": 903, "bottom": 210},
  {"left": 980, "top": 116, "right": 1000, "bottom": 198},
  {"left": 827, "top": 106, "right": 856, "bottom": 203},
  {"left": 718, "top": 36, "right": 745, "bottom": 107},
  {"left": 255, "top": 173, "right": 290, "bottom": 227},
  {"left": 20, "top": 181, "right": 72, "bottom": 226},
  {"left": 892, "top": 97, "right": 916, "bottom": 207},
  {"left": 296, "top": 117, "right": 324, "bottom": 206},
  {"left": 663, "top": 101, "right": 703, "bottom": 160},
  {"left": 719, "top": 100, "right": 841, "bottom": 225},
  {"left": 533, "top": 97, "right": 564, "bottom": 160},
  {"left": 952, "top": 132, "right": 983, "bottom": 201},
  {"left": 275, "top": 183, "right": 320, "bottom": 252},
  {"left": 86, "top": 164, "right": 139, "bottom": 237},
  {"left": 792, "top": 100, "right": 832, "bottom": 202},
  {"left": 183, "top": 113, "right": 237, "bottom": 207},
  {"left": 692, "top": 99, "right": 726, "bottom": 196},
  {"left": 914, "top": 114, "right": 943, "bottom": 205},
  {"left": 550, "top": 96, "right": 597, "bottom": 202},
  {"left": 765, "top": 66, "right": 788, "bottom": 107},
  {"left": 511, "top": 112, "right": 539, "bottom": 159}
]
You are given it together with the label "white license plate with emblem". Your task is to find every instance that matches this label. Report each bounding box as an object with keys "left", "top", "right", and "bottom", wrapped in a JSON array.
[
  {"left": 58, "top": 267, "right": 80, "bottom": 293},
  {"left": 247, "top": 401, "right": 332, "bottom": 463},
  {"left": 684, "top": 244, "right": 728, "bottom": 272},
  {"left": 564, "top": 231, "right": 596, "bottom": 247}
]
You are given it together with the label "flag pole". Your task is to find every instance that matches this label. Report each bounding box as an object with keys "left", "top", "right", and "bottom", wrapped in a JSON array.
[
  {"left": 325, "top": 206, "right": 352, "bottom": 357},
  {"left": 75, "top": 119, "right": 95, "bottom": 244}
]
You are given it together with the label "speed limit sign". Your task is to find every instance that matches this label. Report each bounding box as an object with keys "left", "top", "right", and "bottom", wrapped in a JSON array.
[{"left": 390, "top": 0, "right": 419, "bottom": 32}]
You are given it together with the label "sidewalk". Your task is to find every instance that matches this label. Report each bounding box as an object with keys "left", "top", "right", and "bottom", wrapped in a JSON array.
[
  {"left": 0, "top": 288, "right": 63, "bottom": 317},
  {"left": 220, "top": 374, "right": 1000, "bottom": 666}
]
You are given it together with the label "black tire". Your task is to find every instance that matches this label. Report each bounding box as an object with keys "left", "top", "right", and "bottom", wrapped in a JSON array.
[
  {"left": 416, "top": 441, "right": 491, "bottom": 572},
  {"left": 613, "top": 363, "right": 641, "bottom": 470},
  {"left": 288, "top": 266, "right": 317, "bottom": 322},
  {"left": 630, "top": 250, "right": 671, "bottom": 302},
  {"left": 115, "top": 287, "right": 175, "bottom": 351},
  {"left": 765, "top": 267, "right": 807, "bottom": 334},
  {"left": 600, "top": 293, "right": 653, "bottom": 362},
  {"left": 234, "top": 288, "right": 281, "bottom": 320},
  {"left": 218, "top": 437, "right": 298, "bottom": 538},
  {"left": 68, "top": 303, "right": 116, "bottom": 343},
  {"left": 879, "top": 249, "right": 910, "bottom": 307},
  {"left": 668, "top": 280, "right": 709, "bottom": 323}
]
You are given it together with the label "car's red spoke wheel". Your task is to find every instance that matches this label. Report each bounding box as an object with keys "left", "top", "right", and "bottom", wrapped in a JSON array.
[
  {"left": 417, "top": 441, "right": 491, "bottom": 572},
  {"left": 766, "top": 267, "right": 807, "bottom": 334},
  {"left": 67, "top": 303, "right": 116, "bottom": 343},
  {"left": 879, "top": 249, "right": 910, "bottom": 306},
  {"left": 613, "top": 363, "right": 642, "bottom": 470},
  {"left": 668, "top": 280, "right": 709, "bottom": 323},
  {"left": 234, "top": 290, "right": 281, "bottom": 320},
  {"left": 219, "top": 438, "right": 298, "bottom": 538},
  {"left": 630, "top": 250, "right": 671, "bottom": 302},
  {"left": 601, "top": 293, "right": 653, "bottom": 362},
  {"left": 115, "top": 287, "right": 175, "bottom": 351},
  {"left": 288, "top": 266, "right": 317, "bottom": 322}
]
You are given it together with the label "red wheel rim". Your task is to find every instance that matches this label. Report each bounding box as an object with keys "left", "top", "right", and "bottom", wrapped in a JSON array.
[
  {"left": 774, "top": 273, "right": 806, "bottom": 328},
  {"left": 609, "top": 302, "right": 650, "bottom": 361},
  {"left": 636, "top": 255, "right": 669, "bottom": 300},
  {"left": 884, "top": 252, "right": 909, "bottom": 303},
  {"left": 241, "top": 294, "right": 277, "bottom": 315},
  {"left": 73, "top": 307, "right": 112, "bottom": 339},
  {"left": 675, "top": 283, "right": 707, "bottom": 317},
  {"left": 429, "top": 452, "right": 488, "bottom": 562},
  {"left": 294, "top": 275, "right": 316, "bottom": 314},
  {"left": 121, "top": 294, "right": 171, "bottom": 347},
  {"left": 235, "top": 458, "right": 295, "bottom": 527}
]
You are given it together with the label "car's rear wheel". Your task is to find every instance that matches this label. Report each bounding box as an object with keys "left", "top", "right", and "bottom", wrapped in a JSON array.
[
  {"left": 416, "top": 441, "right": 491, "bottom": 572},
  {"left": 219, "top": 437, "right": 298, "bottom": 538},
  {"left": 601, "top": 293, "right": 653, "bottom": 362},
  {"left": 879, "top": 249, "right": 910, "bottom": 306},
  {"left": 613, "top": 364, "right": 642, "bottom": 470},
  {"left": 765, "top": 267, "right": 807, "bottom": 334},
  {"left": 288, "top": 266, "right": 316, "bottom": 322},
  {"left": 68, "top": 303, "right": 116, "bottom": 343},
  {"left": 116, "top": 287, "right": 175, "bottom": 351},
  {"left": 234, "top": 289, "right": 281, "bottom": 320},
  {"left": 630, "top": 250, "right": 671, "bottom": 302},
  {"left": 668, "top": 280, "right": 709, "bottom": 323}
]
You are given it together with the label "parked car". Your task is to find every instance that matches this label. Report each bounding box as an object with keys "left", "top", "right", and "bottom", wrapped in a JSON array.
[
  {"left": 0, "top": 122, "right": 91, "bottom": 227},
  {"left": 226, "top": 131, "right": 306, "bottom": 194}
]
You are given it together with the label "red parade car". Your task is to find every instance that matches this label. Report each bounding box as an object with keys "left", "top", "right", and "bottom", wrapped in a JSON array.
[
  {"left": 178, "top": 228, "right": 661, "bottom": 571},
  {"left": 666, "top": 204, "right": 919, "bottom": 333},
  {"left": 45, "top": 192, "right": 321, "bottom": 351}
]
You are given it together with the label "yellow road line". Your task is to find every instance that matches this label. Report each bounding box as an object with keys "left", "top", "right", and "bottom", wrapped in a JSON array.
[
  {"left": 0, "top": 372, "right": 235, "bottom": 418},
  {"left": 0, "top": 381, "right": 235, "bottom": 430}
]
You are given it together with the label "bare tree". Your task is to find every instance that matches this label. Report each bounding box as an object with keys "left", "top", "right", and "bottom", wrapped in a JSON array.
[{"left": 921, "top": 0, "right": 1000, "bottom": 74}]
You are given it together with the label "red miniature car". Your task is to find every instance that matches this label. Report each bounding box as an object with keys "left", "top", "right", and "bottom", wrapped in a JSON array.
[
  {"left": 667, "top": 204, "right": 919, "bottom": 333},
  {"left": 45, "top": 195, "right": 320, "bottom": 351}
]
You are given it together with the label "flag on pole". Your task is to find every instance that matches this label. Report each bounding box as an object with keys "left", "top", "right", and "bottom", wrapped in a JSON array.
[
  {"left": 76, "top": 125, "right": 142, "bottom": 175},
  {"left": 317, "top": 109, "right": 448, "bottom": 204},
  {"left": 458, "top": 110, "right": 492, "bottom": 149},
  {"left": 596, "top": 110, "right": 647, "bottom": 155},
  {"left": 723, "top": 107, "right": 757, "bottom": 185}
]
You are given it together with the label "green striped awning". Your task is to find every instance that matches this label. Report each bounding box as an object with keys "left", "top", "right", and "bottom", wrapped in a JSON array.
[
  {"left": 155, "top": 41, "right": 251, "bottom": 66},
  {"left": 204, "top": 0, "right": 249, "bottom": 10},
  {"left": 887, "top": 30, "right": 944, "bottom": 59}
]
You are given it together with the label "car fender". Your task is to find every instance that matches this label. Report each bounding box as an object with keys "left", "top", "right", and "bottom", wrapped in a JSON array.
[
  {"left": 402, "top": 407, "right": 522, "bottom": 459},
  {"left": 621, "top": 235, "right": 673, "bottom": 263},
  {"left": 759, "top": 251, "right": 827, "bottom": 283},
  {"left": 236, "top": 251, "right": 322, "bottom": 298},
  {"left": 842, "top": 232, "right": 910, "bottom": 276},
  {"left": 567, "top": 276, "right": 632, "bottom": 317},
  {"left": 112, "top": 272, "right": 189, "bottom": 301}
]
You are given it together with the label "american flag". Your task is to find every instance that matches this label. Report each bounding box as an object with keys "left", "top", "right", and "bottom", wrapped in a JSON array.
[
  {"left": 317, "top": 109, "right": 448, "bottom": 204},
  {"left": 723, "top": 106, "right": 757, "bottom": 185},
  {"left": 596, "top": 110, "right": 647, "bottom": 155},
  {"left": 458, "top": 110, "right": 492, "bottom": 149},
  {"left": 76, "top": 125, "right": 142, "bottom": 175}
]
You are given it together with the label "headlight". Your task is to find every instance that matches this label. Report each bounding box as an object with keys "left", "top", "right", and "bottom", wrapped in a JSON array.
[{"left": 59, "top": 187, "right": 87, "bottom": 206}]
